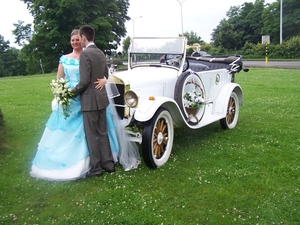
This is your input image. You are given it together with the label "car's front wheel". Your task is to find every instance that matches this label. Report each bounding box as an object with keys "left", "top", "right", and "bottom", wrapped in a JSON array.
[
  {"left": 142, "top": 107, "right": 174, "bottom": 168},
  {"left": 220, "top": 92, "right": 239, "bottom": 129}
]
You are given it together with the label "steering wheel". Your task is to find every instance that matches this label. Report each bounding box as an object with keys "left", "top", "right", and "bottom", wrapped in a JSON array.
[
  {"left": 164, "top": 54, "right": 180, "bottom": 67},
  {"left": 165, "top": 54, "right": 189, "bottom": 72}
]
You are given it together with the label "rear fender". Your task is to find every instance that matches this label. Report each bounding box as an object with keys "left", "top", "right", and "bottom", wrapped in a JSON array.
[{"left": 214, "top": 83, "right": 243, "bottom": 114}]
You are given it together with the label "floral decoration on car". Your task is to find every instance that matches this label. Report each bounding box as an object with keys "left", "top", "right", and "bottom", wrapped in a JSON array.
[{"left": 183, "top": 90, "right": 204, "bottom": 108}]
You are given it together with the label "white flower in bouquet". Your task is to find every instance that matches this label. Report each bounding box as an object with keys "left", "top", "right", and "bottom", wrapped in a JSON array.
[{"left": 50, "top": 78, "right": 75, "bottom": 118}]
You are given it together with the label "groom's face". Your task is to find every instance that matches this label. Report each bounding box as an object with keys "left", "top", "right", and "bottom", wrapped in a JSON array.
[{"left": 79, "top": 35, "right": 87, "bottom": 48}]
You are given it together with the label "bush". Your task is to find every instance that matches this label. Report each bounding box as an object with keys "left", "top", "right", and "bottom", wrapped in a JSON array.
[
  {"left": 242, "top": 42, "right": 266, "bottom": 58},
  {"left": 205, "top": 36, "right": 300, "bottom": 59},
  {"left": 113, "top": 58, "right": 123, "bottom": 65},
  {"left": 281, "top": 36, "right": 300, "bottom": 58},
  {"left": 208, "top": 46, "right": 228, "bottom": 56}
]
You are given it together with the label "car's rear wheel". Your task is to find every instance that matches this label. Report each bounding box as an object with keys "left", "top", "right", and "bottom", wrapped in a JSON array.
[
  {"left": 142, "top": 107, "right": 174, "bottom": 168},
  {"left": 174, "top": 71, "right": 206, "bottom": 125},
  {"left": 220, "top": 92, "right": 239, "bottom": 129}
]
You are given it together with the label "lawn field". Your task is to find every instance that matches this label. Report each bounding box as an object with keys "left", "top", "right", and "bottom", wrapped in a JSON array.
[{"left": 0, "top": 68, "right": 299, "bottom": 224}]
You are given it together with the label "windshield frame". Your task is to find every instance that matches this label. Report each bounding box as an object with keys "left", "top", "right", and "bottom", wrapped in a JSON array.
[{"left": 128, "top": 37, "right": 187, "bottom": 70}]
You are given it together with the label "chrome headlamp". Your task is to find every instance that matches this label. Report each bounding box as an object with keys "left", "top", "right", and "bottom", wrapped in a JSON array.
[{"left": 124, "top": 90, "right": 138, "bottom": 108}]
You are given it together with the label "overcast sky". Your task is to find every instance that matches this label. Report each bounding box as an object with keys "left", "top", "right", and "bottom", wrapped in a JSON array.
[{"left": 1, "top": 0, "right": 275, "bottom": 48}]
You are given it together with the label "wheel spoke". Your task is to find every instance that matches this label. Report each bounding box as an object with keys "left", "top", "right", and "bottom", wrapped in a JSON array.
[
  {"left": 159, "top": 119, "right": 164, "bottom": 131},
  {"left": 156, "top": 144, "right": 160, "bottom": 158},
  {"left": 160, "top": 144, "right": 165, "bottom": 157},
  {"left": 155, "top": 119, "right": 166, "bottom": 158},
  {"left": 154, "top": 125, "right": 158, "bottom": 134},
  {"left": 157, "top": 145, "right": 161, "bottom": 158},
  {"left": 161, "top": 124, "right": 166, "bottom": 133},
  {"left": 226, "top": 97, "right": 236, "bottom": 124},
  {"left": 153, "top": 142, "right": 158, "bottom": 156},
  {"left": 153, "top": 119, "right": 164, "bottom": 158},
  {"left": 227, "top": 114, "right": 232, "bottom": 123},
  {"left": 230, "top": 97, "right": 234, "bottom": 105}
]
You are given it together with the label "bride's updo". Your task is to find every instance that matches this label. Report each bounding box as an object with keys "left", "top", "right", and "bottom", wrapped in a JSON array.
[{"left": 71, "top": 29, "right": 79, "bottom": 37}]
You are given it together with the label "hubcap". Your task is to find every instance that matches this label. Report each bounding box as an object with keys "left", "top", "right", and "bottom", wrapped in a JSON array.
[{"left": 157, "top": 132, "right": 163, "bottom": 145}]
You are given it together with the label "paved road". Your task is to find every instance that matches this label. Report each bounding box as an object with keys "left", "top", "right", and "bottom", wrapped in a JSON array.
[{"left": 243, "top": 60, "right": 300, "bottom": 69}]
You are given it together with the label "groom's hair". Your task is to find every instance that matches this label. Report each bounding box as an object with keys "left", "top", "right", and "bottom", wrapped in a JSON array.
[{"left": 79, "top": 25, "right": 95, "bottom": 42}]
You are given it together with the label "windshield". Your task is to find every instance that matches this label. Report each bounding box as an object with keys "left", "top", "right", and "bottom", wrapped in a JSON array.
[
  {"left": 129, "top": 37, "right": 186, "bottom": 69},
  {"left": 130, "top": 37, "right": 185, "bottom": 54}
]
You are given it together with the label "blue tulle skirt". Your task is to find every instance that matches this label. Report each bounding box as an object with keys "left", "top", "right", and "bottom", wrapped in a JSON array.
[{"left": 30, "top": 96, "right": 90, "bottom": 181}]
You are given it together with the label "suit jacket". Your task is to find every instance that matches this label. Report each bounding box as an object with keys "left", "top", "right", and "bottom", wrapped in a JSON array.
[{"left": 73, "top": 45, "right": 109, "bottom": 111}]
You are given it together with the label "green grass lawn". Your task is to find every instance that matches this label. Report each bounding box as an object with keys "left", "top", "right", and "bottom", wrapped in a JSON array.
[{"left": 0, "top": 68, "right": 299, "bottom": 224}]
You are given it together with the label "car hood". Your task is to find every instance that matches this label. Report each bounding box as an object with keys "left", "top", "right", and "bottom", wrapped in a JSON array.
[{"left": 111, "top": 67, "right": 178, "bottom": 89}]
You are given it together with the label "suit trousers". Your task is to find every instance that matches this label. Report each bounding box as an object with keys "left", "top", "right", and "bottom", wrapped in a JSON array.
[{"left": 82, "top": 108, "right": 114, "bottom": 175}]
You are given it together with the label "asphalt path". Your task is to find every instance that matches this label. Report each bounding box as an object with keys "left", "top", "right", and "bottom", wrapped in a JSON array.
[{"left": 243, "top": 60, "right": 300, "bottom": 69}]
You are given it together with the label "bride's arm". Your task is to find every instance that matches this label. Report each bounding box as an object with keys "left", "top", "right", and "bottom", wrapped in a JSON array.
[
  {"left": 56, "top": 63, "right": 65, "bottom": 79},
  {"left": 94, "top": 76, "right": 107, "bottom": 90}
]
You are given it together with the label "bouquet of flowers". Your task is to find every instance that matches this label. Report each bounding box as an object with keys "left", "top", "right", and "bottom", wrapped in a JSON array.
[
  {"left": 184, "top": 89, "right": 204, "bottom": 108},
  {"left": 50, "top": 78, "right": 75, "bottom": 118}
]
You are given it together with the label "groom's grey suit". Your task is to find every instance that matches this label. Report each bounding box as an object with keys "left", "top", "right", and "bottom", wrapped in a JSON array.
[{"left": 73, "top": 44, "right": 114, "bottom": 176}]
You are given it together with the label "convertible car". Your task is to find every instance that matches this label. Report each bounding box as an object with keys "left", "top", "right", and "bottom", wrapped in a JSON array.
[{"left": 109, "top": 37, "right": 248, "bottom": 168}]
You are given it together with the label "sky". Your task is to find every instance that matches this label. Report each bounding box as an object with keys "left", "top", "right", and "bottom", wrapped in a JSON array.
[{"left": 1, "top": 0, "right": 275, "bottom": 48}]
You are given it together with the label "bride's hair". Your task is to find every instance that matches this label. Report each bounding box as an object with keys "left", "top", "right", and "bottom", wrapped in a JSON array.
[{"left": 70, "top": 29, "right": 79, "bottom": 37}]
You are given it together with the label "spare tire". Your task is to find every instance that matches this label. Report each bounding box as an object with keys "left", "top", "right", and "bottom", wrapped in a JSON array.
[{"left": 174, "top": 71, "right": 206, "bottom": 125}]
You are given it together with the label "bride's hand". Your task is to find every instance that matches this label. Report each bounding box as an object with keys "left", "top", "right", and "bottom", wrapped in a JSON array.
[{"left": 94, "top": 77, "right": 107, "bottom": 90}]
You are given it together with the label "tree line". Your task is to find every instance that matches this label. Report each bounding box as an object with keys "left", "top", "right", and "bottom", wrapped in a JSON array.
[{"left": 0, "top": 0, "right": 299, "bottom": 77}]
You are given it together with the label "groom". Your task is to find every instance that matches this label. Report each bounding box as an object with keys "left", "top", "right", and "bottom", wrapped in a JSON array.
[{"left": 73, "top": 25, "right": 115, "bottom": 177}]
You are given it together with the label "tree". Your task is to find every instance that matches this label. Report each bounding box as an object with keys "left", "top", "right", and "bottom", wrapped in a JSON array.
[
  {"left": 212, "top": 0, "right": 299, "bottom": 48},
  {"left": 212, "top": 0, "right": 266, "bottom": 49},
  {"left": 4, "top": 48, "right": 27, "bottom": 76},
  {"left": 238, "top": 0, "right": 265, "bottom": 43},
  {"left": 0, "top": 35, "right": 26, "bottom": 77},
  {"left": 283, "top": 0, "right": 300, "bottom": 40},
  {"left": 0, "top": 35, "right": 10, "bottom": 77},
  {"left": 12, "top": 20, "right": 32, "bottom": 46},
  {"left": 180, "top": 31, "right": 205, "bottom": 45},
  {"left": 262, "top": 0, "right": 300, "bottom": 44},
  {"left": 211, "top": 20, "right": 243, "bottom": 50},
  {"left": 226, "top": 0, "right": 265, "bottom": 46},
  {"left": 261, "top": 1, "right": 280, "bottom": 43},
  {"left": 20, "top": 0, "right": 130, "bottom": 74},
  {"left": 122, "top": 36, "right": 131, "bottom": 55},
  {"left": 0, "top": 35, "right": 9, "bottom": 53}
]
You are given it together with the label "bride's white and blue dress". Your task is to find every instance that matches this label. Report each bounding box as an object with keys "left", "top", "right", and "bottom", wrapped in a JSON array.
[{"left": 30, "top": 55, "right": 140, "bottom": 181}]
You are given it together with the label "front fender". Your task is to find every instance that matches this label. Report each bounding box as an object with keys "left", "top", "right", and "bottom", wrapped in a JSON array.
[
  {"left": 134, "top": 97, "right": 179, "bottom": 122},
  {"left": 214, "top": 83, "right": 243, "bottom": 114}
]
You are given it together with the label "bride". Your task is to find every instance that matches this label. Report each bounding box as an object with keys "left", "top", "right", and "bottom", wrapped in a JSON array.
[{"left": 30, "top": 29, "right": 140, "bottom": 181}]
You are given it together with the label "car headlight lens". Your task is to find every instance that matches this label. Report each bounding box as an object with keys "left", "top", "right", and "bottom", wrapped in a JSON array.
[{"left": 124, "top": 90, "right": 138, "bottom": 108}]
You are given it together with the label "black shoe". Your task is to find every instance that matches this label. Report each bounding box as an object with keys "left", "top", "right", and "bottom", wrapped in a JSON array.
[
  {"left": 104, "top": 167, "right": 115, "bottom": 173},
  {"left": 86, "top": 172, "right": 103, "bottom": 178},
  {"left": 102, "top": 162, "right": 116, "bottom": 173}
]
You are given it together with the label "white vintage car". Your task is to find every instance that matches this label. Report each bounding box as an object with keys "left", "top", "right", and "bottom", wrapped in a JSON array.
[{"left": 110, "top": 37, "right": 248, "bottom": 168}]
